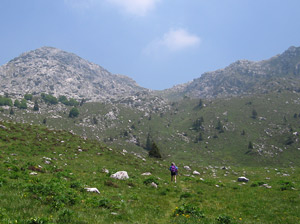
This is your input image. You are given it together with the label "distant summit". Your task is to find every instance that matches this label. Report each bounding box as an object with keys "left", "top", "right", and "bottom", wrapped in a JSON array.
[
  {"left": 0, "top": 46, "right": 147, "bottom": 101},
  {"left": 1, "top": 46, "right": 300, "bottom": 102},
  {"left": 161, "top": 46, "right": 300, "bottom": 100}
]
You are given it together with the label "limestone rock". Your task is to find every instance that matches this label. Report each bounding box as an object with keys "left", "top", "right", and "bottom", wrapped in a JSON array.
[{"left": 110, "top": 171, "right": 129, "bottom": 180}]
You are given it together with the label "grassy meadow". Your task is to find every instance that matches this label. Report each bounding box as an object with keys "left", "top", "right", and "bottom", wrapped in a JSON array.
[{"left": 0, "top": 120, "right": 299, "bottom": 223}]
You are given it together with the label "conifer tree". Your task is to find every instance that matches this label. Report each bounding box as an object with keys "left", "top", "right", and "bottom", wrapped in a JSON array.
[
  {"left": 251, "top": 109, "right": 257, "bottom": 119},
  {"left": 145, "top": 133, "right": 152, "bottom": 150},
  {"left": 149, "top": 142, "right": 162, "bottom": 158},
  {"left": 33, "top": 100, "right": 39, "bottom": 111}
]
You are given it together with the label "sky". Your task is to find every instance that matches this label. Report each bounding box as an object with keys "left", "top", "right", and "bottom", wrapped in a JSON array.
[{"left": 1, "top": 0, "right": 300, "bottom": 90}]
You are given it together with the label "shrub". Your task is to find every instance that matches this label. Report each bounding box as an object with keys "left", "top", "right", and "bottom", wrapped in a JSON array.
[
  {"left": 57, "top": 209, "right": 74, "bottom": 223},
  {"left": 98, "top": 198, "right": 112, "bottom": 209},
  {"left": 279, "top": 181, "right": 295, "bottom": 191},
  {"left": 24, "top": 94, "right": 33, "bottom": 101},
  {"left": 41, "top": 93, "right": 58, "bottom": 105},
  {"left": 180, "top": 192, "right": 193, "bottom": 199},
  {"left": 216, "top": 214, "right": 232, "bottom": 224},
  {"left": 143, "top": 177, "right": 159, "bottom": 185},
  {"left": 173, "top": 203, "right": 205, "bottom": 219},
  {"left": 0, "top": 96, "right": 13, "bottom": 106},
  {"left": 69, "top": 107, "right": 79, "bottom": 118},
  {"left": 25, "top": 217, "right": 49, "bottom": 224}
]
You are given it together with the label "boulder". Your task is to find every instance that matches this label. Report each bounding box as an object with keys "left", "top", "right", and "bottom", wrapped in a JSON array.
[
  {"left": 85, "top": 187, "right": 100, "bottom": 194},
  {"left": 102, "top": 168, "right": 109, "bottom": 174},
  {"left": 150, "top": 182, "right": 158, "bottom": 188},
  {"left": 238, "top": 177, "right": 249, "bottom": 182},
  {"left": 184, "top": 166, "right": 191, "bottom": 171},
  {"left": 141, "top": 172, "right": 152, "bottom": 176},
  {"left": 193, "top": 170, "right": 200, "bottom": 175},
  {"left": 110, "top": 171, "right": 129, "bottom": 180}
]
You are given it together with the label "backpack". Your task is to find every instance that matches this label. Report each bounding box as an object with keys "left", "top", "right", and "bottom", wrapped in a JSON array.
[{"left": 171, "top": 165, "right": 177, "bottom": 173}]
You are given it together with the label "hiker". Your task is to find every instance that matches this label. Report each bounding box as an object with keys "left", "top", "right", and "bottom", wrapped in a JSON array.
[{"left": 169, "top": 162, "right": 178, "bottom": 183}]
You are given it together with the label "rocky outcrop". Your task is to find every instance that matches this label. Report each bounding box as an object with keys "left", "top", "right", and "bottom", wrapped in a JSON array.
[
  {"left": 0, "top": 47, "right": 147, "bottom": 102},
  {"left": 162, "top": 46, "right": 300, "bottom": 100}
]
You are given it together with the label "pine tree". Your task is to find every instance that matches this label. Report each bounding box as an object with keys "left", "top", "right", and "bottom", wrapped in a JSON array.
[
  {"left": 251, "top": 109, "right": 257, "bottom": 119},
  {"left": 241, "top": 130, "right": 246, "bottom": 135},
  {"left": 145, "top": 133, "right": 152, "bottom": 150},
  {"left": 33, "top": 100, "right": 39, "bottom": 111},
  {"left": 248, "top": 141, "right": 253, "bottom": 149},
  {"left": 149, "top": 142, "right": 162, "bottom": 158},
  {"left": 9, "top": 108, "right": 14, "bottom": 115},
  {"left": 216, "top": 120, "right": 224, "bottom": 133}
]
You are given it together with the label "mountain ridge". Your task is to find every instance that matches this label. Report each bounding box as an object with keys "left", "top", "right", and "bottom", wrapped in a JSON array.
[
  {"left": 0, "top": 46, "right": 147, "bottom": 102},
  {"left": 161, "top": 46, "right": 300, "bottom": 99},
  {"left": 1, "top": 45, "right": 300, "bottom": 102}
]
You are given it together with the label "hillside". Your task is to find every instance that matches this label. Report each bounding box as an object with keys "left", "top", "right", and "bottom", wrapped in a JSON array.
[
  {"left": 162, "top": 46, "right": 300, "bottom": 100},
  {"left": 0, "top": 47, "right": 147, "bottom": 102},
  {"left": 0, "top": 120, "right": 299, "bottom": 223},
  {"left": 1, "top": 90, "right": 299, "bottom": 167}
]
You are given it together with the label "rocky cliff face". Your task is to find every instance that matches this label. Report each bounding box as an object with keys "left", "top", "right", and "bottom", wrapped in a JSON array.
[
  {"left": 0, "top": 47, "right": 147, "bottom": 101},
  {"left": 162, "top": 46, "right": 300, "bottom": 99}
]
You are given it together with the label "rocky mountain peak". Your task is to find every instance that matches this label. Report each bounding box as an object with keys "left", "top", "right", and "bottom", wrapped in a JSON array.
[
  {"left": 0, "top": 47, "right": 147, "bottom": 102},
  {"left": 162, "top": 46, "right": 300, "bottom": 100}
]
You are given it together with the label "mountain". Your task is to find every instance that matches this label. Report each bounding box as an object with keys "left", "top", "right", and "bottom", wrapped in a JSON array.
[
  {"left": 0, "top": 47, "right": 147, "bottom": 102},
  {"left": 162, "top": 46, "right": 300, "bottom": 100}
]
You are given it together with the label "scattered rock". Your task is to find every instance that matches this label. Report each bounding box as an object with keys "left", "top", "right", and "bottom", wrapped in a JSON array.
[
  {"left": 150, "top": 182, "right": 158, "bottom": 188},
  {"left": 102, "top": 168, "right": 109, "bottom": 174},
  {"left": 184, "top": 166, "right": 191, "bottom": 171},
  {"left": 238, "top": 177, "right": 249, "bottom": 182},
  {"left": 85, "top": 187, "right": 100, "bottom": 194},
  {"left": 261, "top": 184, "right": 272, "bottom": 189},
  {"left": 141, "top": 172, "right": 152, "bottom": 176},
  {"left": 193, "top": 170, "right": 200, "bottom": 175},
  {"left": 30, "top": 172, "right": 38, "bottom": 175},
  {"left": 0, "top": 125, "right": 7, "bottom": 129},
  {"left": 110, "top": 171, "right": 129, "bottom": 180}
]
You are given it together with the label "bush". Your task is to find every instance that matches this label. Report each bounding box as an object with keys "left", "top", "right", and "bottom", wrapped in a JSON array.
[
  {"left": 26, "top": 217, "right": 49, "bottom": 224},
  {"left": 24, "top": 94, "right": 33, "bottom": 101},
  {"left": 0, "top": 96, "right": 13, "bottom": 106},
  {"left": 173, "top": 203, "right": 205, "bottom": 219},
  {"left": 20, "top": 99, "right": 28, "bottom": 109},
  {"left": 216, "top": 214, "right": 232, "bottom": 224},
  {"left": 180, "top": 192, "right": 193, "bottom": 199},
  {"left": 143, "top": 177, "right": 159, "bottom": 185},
  {"left": 57, "top": 209, "right": 74, "bottom": 223},
  {"left": 41, "top": 93, "right": 58, "bottom": 105},
  {"left": 98, "top": 198, "right": 112, "bottom": 209},
  {"left": 69, "top": 107, "right": 79, "bottom": 118}
]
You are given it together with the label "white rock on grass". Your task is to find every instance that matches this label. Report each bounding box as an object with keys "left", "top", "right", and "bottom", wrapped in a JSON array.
[
  {"left": 193, "top": 170, "right": 200, "bottom": 175},
  {"left": 110, "top": 171, "right": 129, "bottom": 180},
  {"left": 184, "top": 166, "right": 191, "bottom": 171},
  {"left": 85, "top": 187, "right": 100, "bottom": 194},
  {"left": 238, "top": 177, "right": 249, "bottom": 182},
  {"left": 141, "top": 172, "right": 152, "bottom": 176},
  {"left": 102, "top": 168, "right": 109, "bottom": 174},
  {"left": 150, "top": 182, "right": 158, "bottom": 188}
]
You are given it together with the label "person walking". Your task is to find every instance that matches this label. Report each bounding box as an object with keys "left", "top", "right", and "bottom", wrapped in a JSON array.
[{"left": 169, "top": 162, "right": 178, "bottom": 183}]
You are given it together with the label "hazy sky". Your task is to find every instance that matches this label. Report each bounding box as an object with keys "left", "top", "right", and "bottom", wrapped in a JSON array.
[{"left": 1, "top": 0, "right": 300, "bottom": 90}]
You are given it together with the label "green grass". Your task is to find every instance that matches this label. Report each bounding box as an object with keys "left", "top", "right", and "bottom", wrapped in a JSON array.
[
  {"left": 0, "top": 120, "right": 300, "bottom": 223},
  {"left": 1, "top": 91, "right": 300, "bottom": 167}
]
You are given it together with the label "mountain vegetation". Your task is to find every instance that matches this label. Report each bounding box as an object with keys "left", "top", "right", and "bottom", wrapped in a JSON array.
[
  {"left": 0, "top": 45, "right": 300, "bottom": 223},
  {"left": 0, "top": 120, "right": 299, "bottom": 223}
]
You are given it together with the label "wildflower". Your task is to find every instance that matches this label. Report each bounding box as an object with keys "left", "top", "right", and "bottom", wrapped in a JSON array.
[
  {"left": 176, "top": 214, "right": 179, "bottom": 216},
  {"left": 186, "top": 215, "right": 190, "bottom": 218},
  {"left": 239, "top": 217, "right": 242, "bottom": 220}
]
